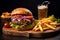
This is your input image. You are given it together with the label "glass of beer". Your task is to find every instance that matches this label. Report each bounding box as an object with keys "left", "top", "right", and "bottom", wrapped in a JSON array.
[
  {"left": 38, "top": 5, "right": 48, "bottom": 20},
  {"left": 38, "top": 1, "right": 50, "bottom": 20}
]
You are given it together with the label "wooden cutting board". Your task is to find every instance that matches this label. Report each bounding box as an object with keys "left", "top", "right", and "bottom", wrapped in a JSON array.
[{"left": 2, "top": 27, "right": 60, "bottom": 38}]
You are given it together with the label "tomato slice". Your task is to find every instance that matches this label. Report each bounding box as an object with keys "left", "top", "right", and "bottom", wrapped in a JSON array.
[
  {"left": 26, "top": 16, "right": 33, "bottom": 18},
  {"left": 15, "top": 15, "right": 22, "bottom": 18}
]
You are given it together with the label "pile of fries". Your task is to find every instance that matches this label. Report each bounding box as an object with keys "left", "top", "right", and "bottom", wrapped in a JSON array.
[{"left": 33, "top": 16, "right": 57, "bottom": 32}]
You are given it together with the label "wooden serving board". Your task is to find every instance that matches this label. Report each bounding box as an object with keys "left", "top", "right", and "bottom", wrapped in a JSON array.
[{"left": 2, "top": 27, "right": 60, "bottom": 38}]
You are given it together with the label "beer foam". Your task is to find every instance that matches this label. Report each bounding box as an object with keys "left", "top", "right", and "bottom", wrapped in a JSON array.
[{"left": 38, "top": 5, "right": 47, "bottom": 9}]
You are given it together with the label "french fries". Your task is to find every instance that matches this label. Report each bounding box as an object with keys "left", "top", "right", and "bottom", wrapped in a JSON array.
[
  {"left": 1, "top": 12, "right": 11, "bottom": 18},
  {"left": 32, "top": 17, "right": 57, "bottom": 32},
  {"left": 43, "top": 27, "right": 49, "bottom": 30},
  {"left": 44, "top": 23, "right": 56, "bottom": 30},
  {"left": 39, "top": 25, "right": 43, "bottom": 32}
]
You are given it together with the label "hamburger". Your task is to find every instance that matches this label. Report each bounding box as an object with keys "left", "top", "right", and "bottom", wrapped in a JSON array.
[{"left": 9, "top": 8, "right": 35, "bottom": 30}]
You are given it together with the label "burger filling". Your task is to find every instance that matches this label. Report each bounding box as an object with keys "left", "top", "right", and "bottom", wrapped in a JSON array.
[{"left": 10, "top": 14, "right": 35, "bottom": 29}]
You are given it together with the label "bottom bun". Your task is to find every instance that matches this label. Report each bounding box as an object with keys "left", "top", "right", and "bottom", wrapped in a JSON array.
[{"left": 18, "top": 24, "right": 35, "bottom": 31}]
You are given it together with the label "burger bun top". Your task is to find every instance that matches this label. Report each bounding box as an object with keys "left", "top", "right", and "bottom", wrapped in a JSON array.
[{"left": 11, "top": 8, "right": 33, "bottom": 16}]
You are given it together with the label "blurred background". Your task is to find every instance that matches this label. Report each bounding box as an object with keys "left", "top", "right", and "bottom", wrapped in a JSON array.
[
  {"left": 0, "top": 0, "right": 60, "bottom": 34},
  {"left": 0, "top": 0, "right": 60, "bottom": 18}
]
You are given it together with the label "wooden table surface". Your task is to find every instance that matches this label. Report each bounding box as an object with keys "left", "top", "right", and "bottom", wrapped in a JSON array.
[{"left": 0, "top": 33, "right": 60, "bottom": 40}]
